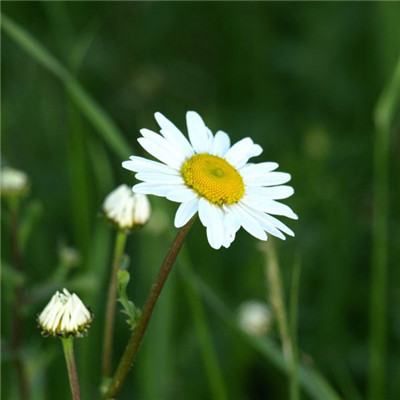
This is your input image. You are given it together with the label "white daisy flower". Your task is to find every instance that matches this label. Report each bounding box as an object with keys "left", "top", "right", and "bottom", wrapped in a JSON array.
[
  {"left": 122, "top": 111, "right": 297, "bottom": 250},
  {"left": 37, "top": 289, "right": 93, "bottom": 337},
  {"left": 0, "top": 166, "right": 29, "bottom": 197},
  {"left": 238, "top": 301, "right": 273, "bottom": 337},
  {"left": 103, "top": 184, "right": 151, "bottom": 231}
]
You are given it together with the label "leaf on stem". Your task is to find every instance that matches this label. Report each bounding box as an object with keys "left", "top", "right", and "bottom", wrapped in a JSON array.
[{"left": 117, "top": 269, "right": 140, "bottom": 330}]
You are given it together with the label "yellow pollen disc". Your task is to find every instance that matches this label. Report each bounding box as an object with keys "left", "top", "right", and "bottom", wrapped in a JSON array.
[{"left": 181, "top": 153, "right": 245, "bottom": 206}]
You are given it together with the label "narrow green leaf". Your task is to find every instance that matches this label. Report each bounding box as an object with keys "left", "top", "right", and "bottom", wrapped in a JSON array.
[{"left": 1, "top": 13, "right": 132, "bottom": 160}]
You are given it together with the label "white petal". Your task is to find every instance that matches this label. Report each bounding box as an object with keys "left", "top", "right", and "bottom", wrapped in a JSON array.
[
  {"left": 135, "top": 172, "right": 184, "bottom": 185},
  {"left": 262, "top": 213, "right": 295, "bottom": 237},
  {"left": 212, "top": 130, "right": 231, "bottom": 156},
  {"left": 186, "top": 111, "right": 211, "bottom": 154},
  {"left": 243, "top": 172, "right": 291, "bottom": 187},
  {"left": 205, "top": 205, "right": 225, "bottom": 250},
  {"left": 241, "top": 205, "right": 286, "bottom": 240},
  {"left": 239, "top": 162, "right": 279, "bottom": 177},
  {"left": 242, "top": 196, "right": 298, "bottom": 219},
  {"left": 138, "top": 137, "right": 183, "bottom": 170},
  {"left": 123, "top": 156, "right": 180, "bottom": 175},
  {"left": 224, "top": 138, "right": 263, "bottom": 169},
  {"left": 140, "top": 129, "right": 186, "bottom": 164},
  {"left": 221, "top": 230, "right": 236, "bottom": 248},
  {"left": 198, "top": 197, "right": 212, "bottom": 227},
  {"left": 154, "top": 112, "right": 195, "bottom": 158},
  {"left": 246, "top": 185, "right": 294, "bottom": 200},
  {"left": 231, "top": 205, "right": 267, "bottom": 241},
  {"left": 205, "top": 128, "right": 214, "bottom": 153},
  {"left": 174, "top": 198, "right": 199, "bottom": 228},
  {"left": 166, "top": 187, "right": 197, "bottom": 203},
  {"left": 223, "top": 205, "right": 241, "bottom": 234},
  {"left": 132, "top": 182, "right": 183, "bottom": 197}
]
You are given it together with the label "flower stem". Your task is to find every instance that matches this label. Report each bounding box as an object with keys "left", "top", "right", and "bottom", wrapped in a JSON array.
[
  {"left": 102, "top": 230, "right": 128, "bottom": 378},
  {"left": 265, "top": 244, "right": 292, "bottom": 361},
  {"left": 263, "top": 244, "right": 299, "bottom": 400},
  {"left": 61, "top": 337, "right": 81, "bottom": 400},
  {"left": 10, "top": 199, "right": 30, "bottom": 400},
  {"left": 104, "top": 217, "right": 196, "bottom": 399}
]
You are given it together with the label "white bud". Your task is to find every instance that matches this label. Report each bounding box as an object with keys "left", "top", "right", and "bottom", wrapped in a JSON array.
[
  {"left": 38, "top": 289, "right": 93, "bottom": 338},
  {"left": 237, "top": 301, "right": 272, "bottom": 337},
  {"left": 103, "top": 184, "right": 151, "bottom": 231},
  {"left": 1, "top": 167, "right": 29, "bottom": 197}
]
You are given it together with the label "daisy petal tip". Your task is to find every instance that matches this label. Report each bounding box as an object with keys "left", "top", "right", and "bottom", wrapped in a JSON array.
[
  {"left": 121, "top": 160, "right": 130, "bottom": 170},
  {"left": 186, "top": 110, "right": 204, "bottom": 122},
  {"left": 209, "top": 242, "right": 222, "bottom": 250},
  {"left": 154, "top": 111, "right": 165, "bottom": 124},
  {"left": 173, "top": 220, "right": 183, "bottom": 229},
  {"left": 254, "top": 144, "right": 263, "bottom": 155}
]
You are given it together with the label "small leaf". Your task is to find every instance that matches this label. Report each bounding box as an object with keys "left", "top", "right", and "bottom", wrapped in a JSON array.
[{"left": 117, "top": 270, "right": 140, "bottom": 329}]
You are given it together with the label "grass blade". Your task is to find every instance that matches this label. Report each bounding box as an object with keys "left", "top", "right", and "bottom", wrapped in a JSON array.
[
  {"left": 1, "top": 13, "right": 132, "bottom": 160},
  {"left": 368, "top": 53, "right": 400, "bottom": 400}
]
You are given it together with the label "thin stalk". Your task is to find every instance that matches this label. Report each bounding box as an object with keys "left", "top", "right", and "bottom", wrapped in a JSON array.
[
  {"left": 10, "top": 200, "right": 30, "bottom": 400},
  {"left": 61, "top": 337, "right": 81, "bottom": 400},
  {"left": 102, "top": 230, "right": 128, "bottom": 378},
  {"left": 264, "top": 244, "right": 292, "bottom": 361},
  {"left": 368, "top": 53, "right": 400, "bottom": 400},
  {"left": 179, "top": 250, "right": 229, "bottom": 400},
  {"left": 289, "top": 254, "right": 301, "bottom": 400},
  {"left": 263, "top": 244, "right": 301, "bottom": 400},
  {"left": 104, "top": 217, "right": 196, "bottom": 399}
]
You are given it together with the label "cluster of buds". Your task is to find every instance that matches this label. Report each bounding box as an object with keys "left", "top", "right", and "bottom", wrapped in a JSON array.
[
  {"left": 103, "top": 184, "right": 151, "bottom": 231},
  {"left": 37, "top": 289, "right": 93, "bottom": 338}
]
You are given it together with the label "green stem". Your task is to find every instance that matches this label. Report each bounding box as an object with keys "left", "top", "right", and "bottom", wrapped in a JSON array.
[
  {"left": 104, "top": 217, "right": 196, "bottom": 399},
  {"left": 368, "top": 53, "right": 400, "bottom": 400},
  {"left": 61, "top": 337, "right": 81, "bottom": 400},
  {"left": 289, "top": 254, "right": 301, "bottom": 400},
  {"left": 264, "top": 245, "right": 292, "bottom": 361},
  {"left": 264, "top": 244, "right": 300, "bottom": 399},
  {"left": 102, "top": 230, "right": 128, "bottom": 379},
  {"left": 10, "top": 200, "right": 30, "bottom": 400}
]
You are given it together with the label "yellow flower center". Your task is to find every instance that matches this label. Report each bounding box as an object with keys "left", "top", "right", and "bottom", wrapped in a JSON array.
[{"left": 181, "top": 153, "right": 245, "bottom": 206}]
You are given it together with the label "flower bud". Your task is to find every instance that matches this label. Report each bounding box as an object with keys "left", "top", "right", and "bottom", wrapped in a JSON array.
[
  {"left": 37, "top": 289, "right": 93, "bottom": 338},
  {"left": 0, "top": 167, "right": 29, "bottom": 197},
  {"left": 237, "top": 301, "right": 272, "bottom": 337},
  {"left": 103, "top": 184, "right": 151, "bottom": 231}
]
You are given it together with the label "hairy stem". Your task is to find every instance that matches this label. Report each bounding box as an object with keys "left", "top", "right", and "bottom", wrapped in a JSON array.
[
  {"left": 104, "top": 217, "right": 196, "bottom": 399},
  {"left": 62, "top": 337, "right": 81, "bottom": 400},
  {"left": 102, "top": 230, "right": 128, "bottom": 378}
]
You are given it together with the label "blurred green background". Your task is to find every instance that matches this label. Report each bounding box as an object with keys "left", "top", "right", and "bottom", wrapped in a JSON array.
[{"left": 2, "top": 2, "right": 400, "bottom": 400}]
